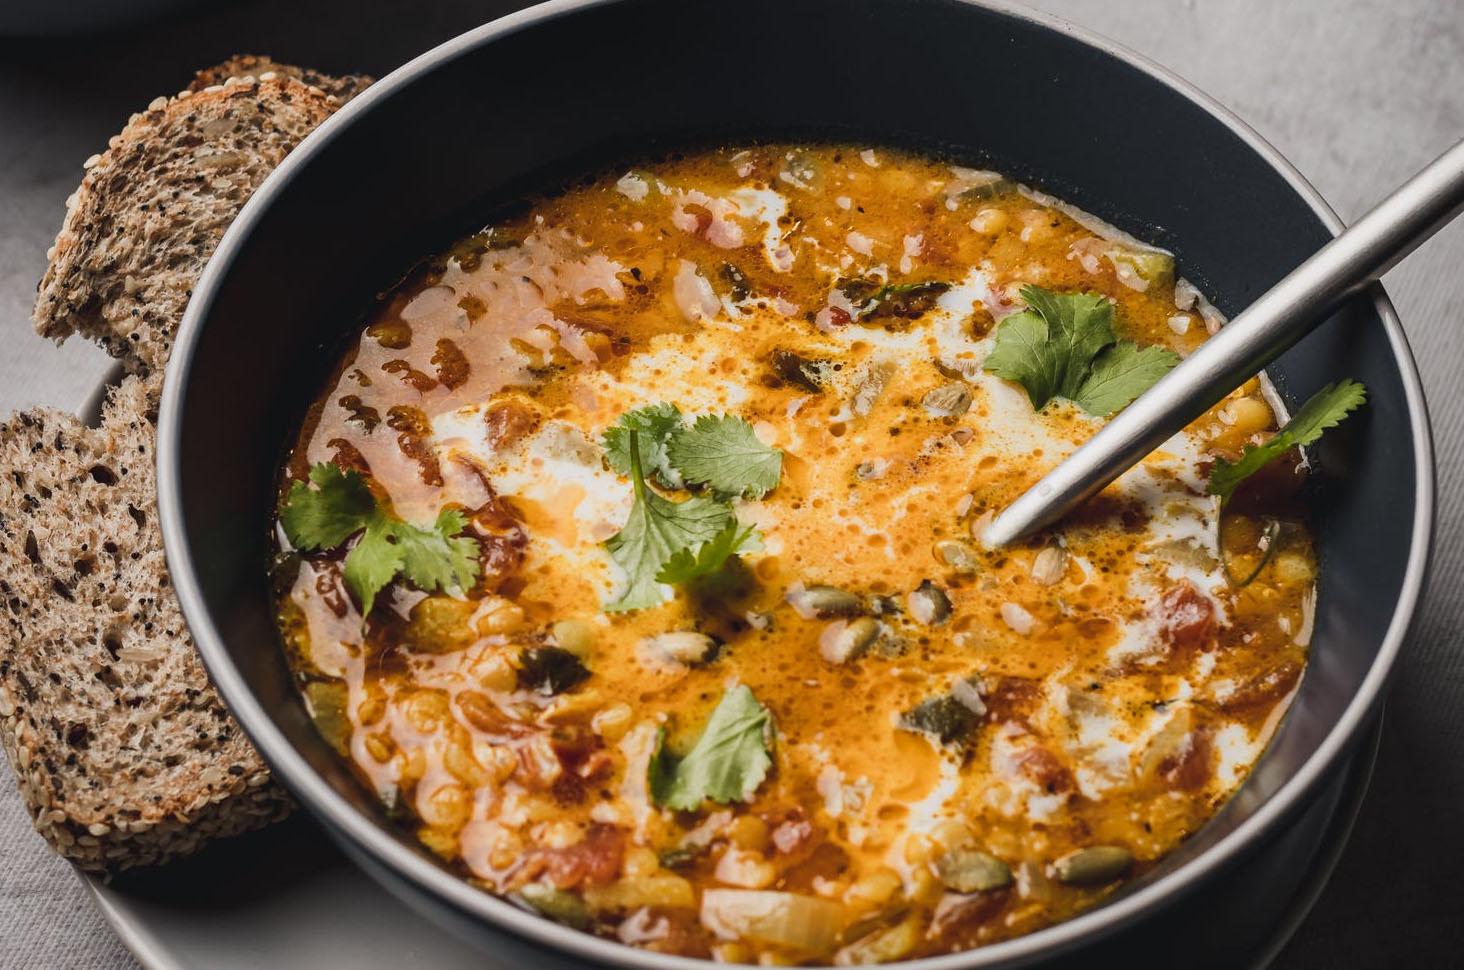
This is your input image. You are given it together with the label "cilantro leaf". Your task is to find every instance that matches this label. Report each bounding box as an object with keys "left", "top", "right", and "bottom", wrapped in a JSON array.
[
  {"left": 392, "top": 507, "right": 481, "bottom": 596},
  {"left": 1022, "top": 287, "right": 1118, "bottom": 400},
  {"left": 280, "top": 463, "right": 376, "bottom": 550},
  {"left": 666, "top": 414, "right": 783, "bottom": 499},
  {"left": 656, "top": 520, "right": 763, "bottom": 585},
  {"left": 1073, "top": 341, "right": 1182, "bottom": 417},
  {"left": 602, "top": 403, "right": 686, "bottom": 488},
  {"left": 650, "top": 685, "right": 774, "bottom": 810},
  {"left": 280, "top": 463, "right": 480, "bottom": 618},
  {"left": 341, "top": 518, "right": 405, "bottom": 619},
  {"left": 604, "top": 432, "right": 733, "bottom": 611},
  {"left": 983, "top": 285, "right": 1179, "bottom": 416},
  {"left": 982, "top": 307, "right": 1063, "bottom": 409},
  {"left": 1208, "top": 380, "right": 1367, "bottom": 505}
]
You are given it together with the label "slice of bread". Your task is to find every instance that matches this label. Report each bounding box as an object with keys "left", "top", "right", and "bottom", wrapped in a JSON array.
[
  {"left": 0, "top": 376, "right": 291, "bottom": 871},
  {"left": 33, "top": 72, "right": 344, "bottom": 385},
  {"left": 5, "top": 59, "right": 371, "bottom": 870},
  {"left": 190, "top": 54, "right": 374, "bottom": 104}
]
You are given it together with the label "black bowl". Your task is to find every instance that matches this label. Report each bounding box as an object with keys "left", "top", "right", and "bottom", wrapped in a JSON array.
[{"left": 156, "top": 0, "right": 1434, "bottom": 966}]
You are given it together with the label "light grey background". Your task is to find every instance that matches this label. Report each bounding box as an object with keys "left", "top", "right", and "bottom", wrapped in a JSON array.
[{"left": 2, "top": 0, "right": 1461, "bottom": 967}]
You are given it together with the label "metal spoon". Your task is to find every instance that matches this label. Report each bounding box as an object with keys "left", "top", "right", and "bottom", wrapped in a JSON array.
[{"left": 984, "top": 138, "right": 1464, "bottom": 548}]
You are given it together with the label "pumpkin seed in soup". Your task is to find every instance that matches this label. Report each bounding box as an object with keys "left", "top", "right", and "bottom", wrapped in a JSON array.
[{"left": 271, "top": 143, "right": 1328, "bottom": 963}]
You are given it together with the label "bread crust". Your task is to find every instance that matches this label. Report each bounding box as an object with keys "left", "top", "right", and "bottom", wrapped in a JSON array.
[
  {"left": 33, "top": 73, "right": 341, "bottom": 384},
  {"left": 189, "top": 54, "right": 374, "bottom": 104}
]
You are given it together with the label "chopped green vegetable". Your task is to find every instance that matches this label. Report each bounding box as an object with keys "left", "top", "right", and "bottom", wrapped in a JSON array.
[
  {"left": 899, "top": 676, "right": 986, "bottom": 747},
  {"left": 515, "top": 883, "right": 591, "bottom": 929},
  {"left": 899, "top": 695, "right": 979, "bottom": 746},
  {"left": 650, "top": 685, "right": 774, "bottom": 810},
  {"left": 602, "top": 403, "right": 686, "bottom": 488},
  {"left": 517, "top": 645, "right": 591, "bottom": 695},
  {"left": 656, "top": 520, "right": 763, "bottom": 585},
  {"left": 604, "top": 431, "right": 735, "bottom": 612},
  {"left": 983, "top": 285, "right": 1179, "bottom": 416},
  {"left": 768, "top": 348, "right": 833, "bottom": 392},
  {"left": 839, "top": 278, "right": 951, "bottom": 321},
  {"left": 1107, "top": 247, "right": 1175, "bottom": 288},
  {"left": 280, "top": 463, "right": 479, "bottom": 618},
  {"left": 666, "top": 414, "right": 783, "bottom": 499},
  {"left": 1208, "top": 380, "right": 1367, "bottom": 505},
  {"left": 303, "top": 680, "right": 351, "bottom": 756}
]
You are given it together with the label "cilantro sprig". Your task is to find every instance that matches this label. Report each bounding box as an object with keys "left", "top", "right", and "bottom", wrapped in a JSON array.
[
  {"left": 650, "top": 684, "right": 774, "bottom": 810},
  {"left": 1208, "top": 380, "right": 1367, "bottom": 505},
  {"left": 604, "top": 433, "right": 735, "bottom": 612},
  {"left": 983, "top": 285, "right": 1180, "bottom": 416},
  {"left": 601, "top": 407, "right": 781, "bottom": 610},
  {"left": 280, "top": 463, "right": 480, "bottom": 618}
]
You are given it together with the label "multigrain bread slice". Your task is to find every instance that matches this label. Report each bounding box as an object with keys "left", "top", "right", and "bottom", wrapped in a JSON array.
[
  {"left": 0, "top": 377, "right": 291, "bottom": 872},
  {"left": 190, "top": 54, "right": 374, "bottom": 104},
  {"left": 4, "top": 59, "right": 370, "bottom": 871},
  {"left": 33, "top": 72, "right": 347, "bottom": 385}
]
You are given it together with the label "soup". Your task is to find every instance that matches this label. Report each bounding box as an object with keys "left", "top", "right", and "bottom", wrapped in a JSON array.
[{"left": 273, "top": 145, "right": 1319, "bottom": 963}]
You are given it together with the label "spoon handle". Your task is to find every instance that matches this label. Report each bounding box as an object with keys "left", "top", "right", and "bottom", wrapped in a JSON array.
[{"left": 985, "top": 138, "right": 1464, "bottom": 547}]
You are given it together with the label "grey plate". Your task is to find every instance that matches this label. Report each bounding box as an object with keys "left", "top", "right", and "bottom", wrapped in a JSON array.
[{"left": 79, "top": 716, "right": 1380, "bottom": 970}]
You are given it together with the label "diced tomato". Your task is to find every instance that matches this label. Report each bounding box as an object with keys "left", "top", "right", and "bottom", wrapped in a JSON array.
[
  {"left": 522, "top": 824, "right": 625, "bottom": 889},
  {"left": 1014, "top": 745, "right": 1074, "bottom": 795},
  {"left": 981, "top": 676, "right": 1041, "bottom": 726},
  {"left": 1158, "top": 581, "right": 1217, "bottom": 651},
  {"left": 483, "top": 400, "right": 539, "bottom": 450},
  {"left": 771, "top": 814, "right": 814, "bottom": 855},
  {"left": 1155, "top": 728, "right": 1212, "bottom": 791},
  {"left": 1220, "top": 659, "right": 1304, "bottom": 716}
]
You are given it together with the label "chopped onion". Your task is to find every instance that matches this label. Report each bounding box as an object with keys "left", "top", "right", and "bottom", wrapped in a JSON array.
[
  {"left": 700, "top": 890, "right": 845, "bottom": 953},
  {"left": 614, "top": 171, "right": 649, "bottom": 202},
  {"left": 1001, "top": 602, "right": 1036, "bottom": 635},
  {"left": 1030, "top": 547, "right": 1068, "bottom": 586},
  {"left": 672, "top": 260, "right": 719, "bottom": 322},
  {"left": 951, "top": 677, "right": 987, "bottom": 716}
]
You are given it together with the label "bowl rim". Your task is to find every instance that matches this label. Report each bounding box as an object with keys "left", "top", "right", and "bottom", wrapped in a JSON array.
[{"left": 156, "top": 0, "right": 1436, "bottom": 966}]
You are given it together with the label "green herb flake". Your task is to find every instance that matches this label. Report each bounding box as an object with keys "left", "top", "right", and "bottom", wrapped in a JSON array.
[
  {"left": 656, "top": 520, "right": 763, "bottom": 585},
  {"left": 1208, "top": 380, "right": 1366, "bottom": 505},
  {"left": 1071, "top": 340, "right": 1183, "bottom": 416},
  {"left": 650, "top": 684, "right": 774, "bottom": 810},
  {"left": 666, "top": 414, "right": 784, "bottom": 499},
  {"left": 602, "top": 403, "right": 686, "bottom": 488},
  {"left": 279, "top": 463, "right": 480, "bottom": 618},
  {"left": 604, "top": 431, "right": 734, "bottom": 612},
  {"left": 983, "top": 285, "right": 1179, "bottom": 416},
  {"left": 517, "top": 645, "right": 591, "bottom": 696},
  {"left": 839, "top": 278, "right": 952, "bottom": 321}
]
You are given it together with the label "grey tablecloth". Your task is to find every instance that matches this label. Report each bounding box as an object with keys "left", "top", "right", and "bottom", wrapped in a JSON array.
[{"left": 2, "top": 1, "right": 1461, "bottom": 967}]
